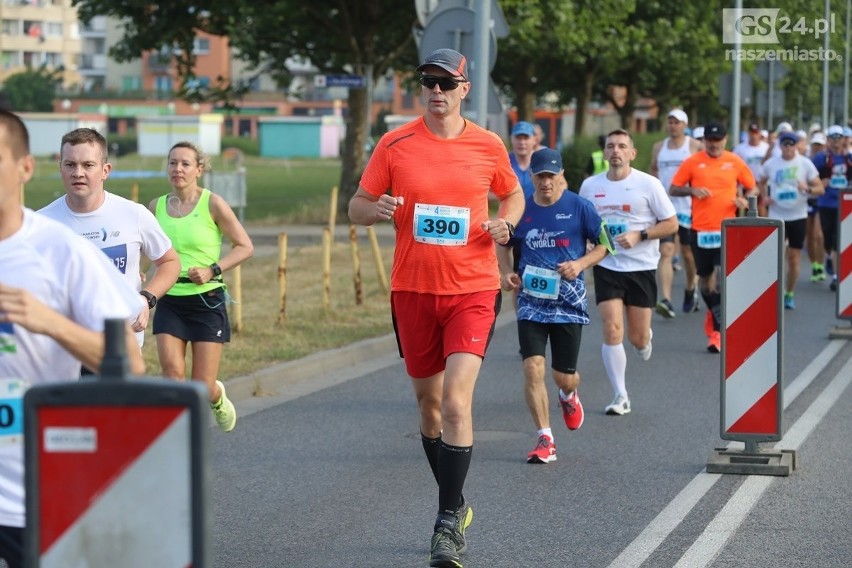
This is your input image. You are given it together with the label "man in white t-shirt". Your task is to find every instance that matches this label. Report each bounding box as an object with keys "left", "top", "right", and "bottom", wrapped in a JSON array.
[
  {"left": 734, "top": 122, "right": 770, "bottom": 180},
  {"left": 759, "top": 131, "right": 823, "bottom": 309},
  {"left": 39, "top": 128, "right": 180, "bottom": 349},
  {"left": 649, "top": 109, "right": 702, "bottom": 317},
  {"left": 0, "top": 110, "right": 144, "bottom": 568},
  {"left": 579, "top": 129, "right": 677, "bottom": 416}
]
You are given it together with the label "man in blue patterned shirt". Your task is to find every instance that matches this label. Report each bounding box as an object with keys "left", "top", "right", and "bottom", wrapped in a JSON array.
[{"left": 497, "top": 148, "right": 610, "bottom": 464}]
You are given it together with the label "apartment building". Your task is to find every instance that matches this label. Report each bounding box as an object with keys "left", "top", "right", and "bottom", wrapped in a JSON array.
[{"left": 0, "top": 0, "right": 81, "bottom": 87}]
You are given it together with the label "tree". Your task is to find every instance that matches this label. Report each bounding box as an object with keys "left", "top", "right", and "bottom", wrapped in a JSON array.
[
  {"left": 2, "top": 65, "right": 63, "bottom": 112},
  {"left": 73, "top": 0, "right": 418, "bottom": 206}
]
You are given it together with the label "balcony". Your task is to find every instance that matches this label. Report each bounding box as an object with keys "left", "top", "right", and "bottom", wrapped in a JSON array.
[
  {"left": 79, "top": 16, "right": 106, "bottom": 37},
  {"left": 79, "top": 53, "right": 106, "bottom": 73}
]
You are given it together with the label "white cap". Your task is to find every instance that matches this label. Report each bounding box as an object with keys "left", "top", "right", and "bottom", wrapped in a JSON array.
[
  {"left": 693, "top": 126, "right": 704, "bottom": 139},
  {"left": 810, "top": 132, "right": 827, "bottom": 145},
  {"left": 760, "top": 129, "right": 769, "bottom": 139},
  {"left": 827, "top": 125, "right": 844, "bottom": 137},
  {"left": 795, "top": 130, "right": 807, "bottom": 140},
  {"left": 775, "top": 121, "right": 793, "bottom": 133},
  {"left": 667, "top": 109, "right": 688, "bottom": 123},
  {"left": 808, "top": 122, "right": 822, "bottom": 135}
]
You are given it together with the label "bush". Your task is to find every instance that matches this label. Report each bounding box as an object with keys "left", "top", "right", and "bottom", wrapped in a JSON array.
[
  {"left": 106, "top": 133, "right": 138, "bottom": 157},
  {"left": 221, "top": 136, "right": 259, "bottom": 156}
]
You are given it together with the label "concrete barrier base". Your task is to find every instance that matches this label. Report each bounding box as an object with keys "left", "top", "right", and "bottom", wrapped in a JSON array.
[{"left": 707, "top": 447, "right": 796, "bottom": 476}]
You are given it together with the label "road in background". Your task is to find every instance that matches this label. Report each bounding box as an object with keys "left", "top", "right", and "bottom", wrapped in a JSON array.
[{"left": 208, "top": 261, "right": 851, "bottom": 568}]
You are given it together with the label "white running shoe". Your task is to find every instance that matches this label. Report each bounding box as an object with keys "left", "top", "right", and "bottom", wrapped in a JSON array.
[
  {"left": 605, "top": 394, "right": 631, "bottom": 416},
  {"left": 635, "top": 329, "right": 653, "bottom": 361}
]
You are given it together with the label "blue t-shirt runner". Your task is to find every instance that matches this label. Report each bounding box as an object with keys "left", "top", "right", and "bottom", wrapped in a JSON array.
[{"left": 508, "top": 190, "right": 606, "bottom": 324}]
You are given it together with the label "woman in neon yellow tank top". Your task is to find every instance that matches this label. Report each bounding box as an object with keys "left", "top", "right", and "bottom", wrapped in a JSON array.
[{"left": 149, "top": 141, "right": 254, "bottom": 433}]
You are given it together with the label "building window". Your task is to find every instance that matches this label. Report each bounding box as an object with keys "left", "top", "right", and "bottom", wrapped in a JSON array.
[
  {"left": 44, "top": 52, "right": 62, "bottom": 68},
  {"left": 22, "top": 51, "right": 42, "bottom": 67},
  {"left": 1, "top": 51, "right": 20, "bottom": 70},
  {"left": 193, "top": 38, "right": 210, "bottom": 55},
  {"left": 155, "top": 75, "right": 173, "bottom": 94},
  {"left": 2, "top": 19, "right": 19, "bottom": 36},
  {"left": 45, "top": 22, "right": 63, "bottom": 38},
  {"left": 121, "top": 75, "right": 142, "bottom": 92},
  {"left": 23, "top": 21, "right": 43, "bottom": 39}
]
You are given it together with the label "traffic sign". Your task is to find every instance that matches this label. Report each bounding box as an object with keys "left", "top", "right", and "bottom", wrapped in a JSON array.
[{"left": 314, "top": 74, "right": 366, "bottom": 89}]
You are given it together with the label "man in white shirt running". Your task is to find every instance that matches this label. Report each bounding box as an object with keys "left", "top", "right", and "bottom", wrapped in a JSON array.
[
  {"left": 734, "top": 122, "right": 770, "bottom": 181},
  {"left": 649, "top": 109, "right": 702, "bottom": 317},
  {"left": 579, "top": 129, "right": 677, "bottom": 416},
  {"left": 758, "top": 131, "right": 823, "bottom": 309},
  {"left": 40, "top": 128, "right": 180, "bottom": 351},
  {"left": 0, "top": 109, "right": 144, "bottom": 568}
]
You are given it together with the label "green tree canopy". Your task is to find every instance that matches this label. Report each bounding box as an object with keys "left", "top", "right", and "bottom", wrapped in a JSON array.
[{"left": 3, "top": 65, "right": 63, "bottom": 112}]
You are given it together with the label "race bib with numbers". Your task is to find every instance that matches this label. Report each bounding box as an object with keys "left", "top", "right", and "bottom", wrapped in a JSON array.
[
  {"left": 101, "top": 243, "right": 128, "bottom": 274},
  {"left": 676, "top": 212, "right": 692, "bottom": 228},
  {"left": 521, "top": 265, "right": 560, "bottom": 300},
  {"left": 606, "top": 218, "right": 628, "bottom": 239},
  {"left": 775, "top": 186, "right": 798, "bottom": 202},
  {"left": 697, "top": 230, "right": 722, "bottom": 249},
  {"left": 0, "top": 378, "right": 29, "bottom": 447},
  {"left": 413, "top": 203, "right": 470, "bottom": 246},
  {"left": 830, "top": 174, "right": 848, "bottom": 189}
]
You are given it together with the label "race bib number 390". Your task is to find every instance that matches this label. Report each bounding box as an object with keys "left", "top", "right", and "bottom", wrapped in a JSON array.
[
  {"left": 413, "top": 203, "right": 470, "bottom": 246},
  {"left": 0, "top": 378, "right": 28, "bottom": 447}
]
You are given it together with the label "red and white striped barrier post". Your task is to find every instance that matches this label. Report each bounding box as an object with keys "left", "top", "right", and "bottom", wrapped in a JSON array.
[
  {"left": 708, "top": 202, "right": 794, "bottom": 475},
  {"left": 831, "top": 188, "right": 852, "bottom": 338},
  {"left": 24, "top": 320, "right": 211, "bottom": 566}
]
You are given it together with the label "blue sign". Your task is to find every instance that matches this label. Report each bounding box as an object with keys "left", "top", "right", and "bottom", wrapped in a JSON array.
[{"left": 325, "top": 75, "right": 366, "bottom": 88}]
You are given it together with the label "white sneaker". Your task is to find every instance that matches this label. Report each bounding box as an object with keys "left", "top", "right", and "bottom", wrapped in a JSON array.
[
  {"left": 635, "top": 329, "right": 653, "bottom": 361},
  {"left": 605, "top": 394, "right": 631, "bottom": 416}
]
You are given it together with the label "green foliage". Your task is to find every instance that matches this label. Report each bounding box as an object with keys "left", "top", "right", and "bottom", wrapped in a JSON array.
[
  {"left": 2, "top": 65, "right": 63, "bottom": 112},
  {"left": 221, "top": 136, "right": 259, "bottom": 156}
]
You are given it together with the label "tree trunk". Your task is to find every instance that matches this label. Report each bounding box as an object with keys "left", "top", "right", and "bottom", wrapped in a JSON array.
[
  {"left": 574, "top": 71, "right": 595, "bottom": 137},
  {"left": 512, "top": 59, "right": 537, "bottom": 122},
  {"left": 340, "top": 87, "right": 368, "bottom": 215}
]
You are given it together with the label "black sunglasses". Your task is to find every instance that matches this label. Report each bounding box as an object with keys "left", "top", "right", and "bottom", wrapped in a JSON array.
[
  {"left": 779, "top": 139, "right": 797, "bottom": 146},
  {"left": 420, "top": 75, "right": 466, "bottom": 91}
]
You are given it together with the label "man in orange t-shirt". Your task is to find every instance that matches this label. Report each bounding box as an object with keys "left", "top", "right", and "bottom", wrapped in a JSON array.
[
  {"left": 348, "top": 48, "right": 524, "bottom": 567},
  {"left": 670, "top": 120, "right": 756, "bottom": 352}
]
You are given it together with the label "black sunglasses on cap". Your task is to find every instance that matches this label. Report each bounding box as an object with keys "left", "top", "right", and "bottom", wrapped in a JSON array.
[{"left": 420, "top": 75, "right": 466, "bottom": 91}]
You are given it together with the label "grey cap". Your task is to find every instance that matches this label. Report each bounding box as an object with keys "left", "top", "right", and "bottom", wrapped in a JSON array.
[{"left": 416, "top": 48, "right": 468, "bottom": 80}]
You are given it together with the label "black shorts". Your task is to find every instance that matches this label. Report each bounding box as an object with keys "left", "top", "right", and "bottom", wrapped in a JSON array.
[
  {"left": 784, "top": 218, "right": 806, "bottom": 250},
  {"left": 660, "top": 234, "right": 674, "bottom": 245},
  {"left": 0, "top": 525, "right": 22, "bottom": 568},
  {"left": 819, "top": 206, "right": 838, "bottom": 253},
  {"left": 807, "top": 197, "right": 819, "bottom": 217},
  {"left": 517, "top": 319, "right": 583, "bottom": 374},
  {"left": 592, "top": 266, "right": 657, "bottom": 308},
  {"left": 152, "top": 287, "right": 231, "bottom": 343},
  {"left": 689, "top": 230, "right": 722, "bottom": 278},
  {"left": 678, "top": 225, "right": 693, "bottom": 246}
]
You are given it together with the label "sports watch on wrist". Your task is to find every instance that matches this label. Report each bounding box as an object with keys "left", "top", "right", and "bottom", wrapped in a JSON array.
[
  {"left": 640, "top": 229, "right": 648, "bottom": 241},
  {"left": 139, "top": 290, "right": 157, "bottom": 309},
  {"left": 210, "top": 263, "right": 222, "bottom": 277},
  {"left": 505, "top": 221, "right": 515, "bottom": 238}
]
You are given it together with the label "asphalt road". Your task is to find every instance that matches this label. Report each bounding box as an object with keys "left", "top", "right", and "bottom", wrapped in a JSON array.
[{"left": 209, "top": 260, "right": 852, "bottom": 568}]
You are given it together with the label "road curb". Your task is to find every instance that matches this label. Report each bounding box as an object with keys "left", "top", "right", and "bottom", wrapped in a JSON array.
[{"left": 225, "top": 302, "right": 517, "bottom": 404}]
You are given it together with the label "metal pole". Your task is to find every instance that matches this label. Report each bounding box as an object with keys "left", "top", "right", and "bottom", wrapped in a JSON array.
[
  {"left": 844, "top": 0, "right": 850, "bottom": 126},
  {"left": 364, "top": 63, "right": 373, "bottom": 147},
  {"left": 823, "top": 0, "right": 831, "bottom": 128},
  {"left": 768, "top": 59, "right": 775, "bottom": 129},
  {"left": 732, "top": 0, "right": 742, "bottom": 148},
  {"left": 472, "top": 0, "right": 490, "bottom": 127}
]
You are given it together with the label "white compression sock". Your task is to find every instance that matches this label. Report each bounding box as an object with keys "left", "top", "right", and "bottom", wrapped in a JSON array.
[{"left": 601, "top": 343, "right": 628, "bottom": 397}]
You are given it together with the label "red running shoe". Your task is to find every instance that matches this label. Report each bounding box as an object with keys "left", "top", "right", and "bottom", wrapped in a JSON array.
[
  {"left": 559, "top": 390, "right": 584, "bottom": 431},
  {"left": 526, "top": 435, "right": 557, "bottom": 464},
  {"left": 707, "top": 331, "right": 721, "bottom": 353},
  {"left": 704, "top": 309, "right": 713, "bottom": 338}
]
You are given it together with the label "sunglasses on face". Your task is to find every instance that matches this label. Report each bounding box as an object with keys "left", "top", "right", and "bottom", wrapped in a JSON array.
[
  {"left": 780, "top": 139, "right": 797, "bottom": 146},
  {"left": 828, "top": 134, "right": 844, "bottom": 140},
  {"left": 420, "top": 75, "right": 466, "bottom": 91}
]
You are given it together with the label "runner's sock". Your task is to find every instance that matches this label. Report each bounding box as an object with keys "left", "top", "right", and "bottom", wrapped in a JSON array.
[
  {"left": 601, "top": 343, "right": 628, "bottom": 397},
  {"left": 438, "top": 442, "right": 472, "bottom": 513}
]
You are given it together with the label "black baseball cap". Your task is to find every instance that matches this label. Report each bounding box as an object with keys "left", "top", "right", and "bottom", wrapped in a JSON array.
[
  {"left": 704, "top": 121, "right": 727, "bottom": 140},
  {"left": 416, "top": 48, "right": 468, "bottom": 80}
]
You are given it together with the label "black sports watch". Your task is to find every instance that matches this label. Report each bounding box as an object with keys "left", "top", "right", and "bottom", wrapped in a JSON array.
[
  {"left": 505, "top": 221, "right": 515, "bottom": 238},
  {"left": 640, "top": 229, "right": 648, "bottom": 241},
  {"left": 140, "top": 290, "right": 157, "bottom": 309},
  {"left": 210, "top": 263, "right": 222, "bottom": 277}
]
